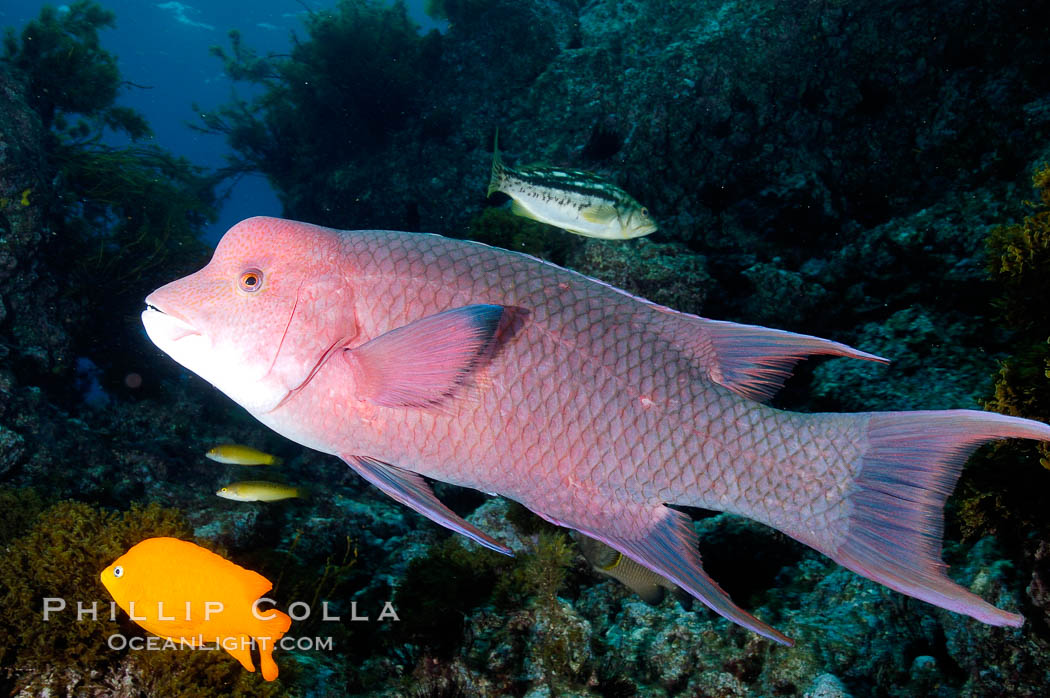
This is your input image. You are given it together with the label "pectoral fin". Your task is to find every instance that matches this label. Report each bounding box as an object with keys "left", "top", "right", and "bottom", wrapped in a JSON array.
[
  {"left": 343, "top": 455, "right": 512, "bottom": 556},
  {"left": 580, "top": 504, "right": 793, "bottom": 645},
  {"left": 343, "top": 304, "right": 504, "bottom": 408},
  {"left": 580, "top": 203, "right": 618, "bottom": 224}
]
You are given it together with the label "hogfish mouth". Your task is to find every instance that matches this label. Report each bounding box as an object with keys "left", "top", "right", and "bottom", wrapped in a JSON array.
[
  {"left": 140, "top": 297, "right": 215, "bottom": 378},
  {"left": 142, "top": 303, "right": 202, "bottom": 344}
]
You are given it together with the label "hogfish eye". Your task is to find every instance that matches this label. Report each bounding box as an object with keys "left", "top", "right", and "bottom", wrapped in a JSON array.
[
  {"left": 239, "top": 269, "right": 263, "bottom": 293},
  {"left": 113, "top": 566, "right": 124, "bottom": 578}
]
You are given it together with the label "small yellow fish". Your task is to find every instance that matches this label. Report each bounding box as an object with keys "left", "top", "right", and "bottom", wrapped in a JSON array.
[
  {"left": 100, "top": 537, "right": 292, "bottom": 680},
  {"left": 574, "top": 532, "right": 677, "bottom": 604},
  {"left": 217, "top": 480, "right": 301, "bottom": 502},
  {"left": 487, "top": 131, "right": 657, "bottom": 240},
  {"left": 206, "top": 444, "right": 282, "bottom": 466}
]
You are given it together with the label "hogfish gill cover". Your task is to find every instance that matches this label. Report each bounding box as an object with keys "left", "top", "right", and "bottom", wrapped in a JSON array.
[{"left": 141, "top": 216, "right": 1050, "bottom": 645}]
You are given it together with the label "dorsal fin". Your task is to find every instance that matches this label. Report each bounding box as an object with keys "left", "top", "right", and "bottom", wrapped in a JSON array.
[
  {"left": 679, "top": 317, "right": 888, "bottom": 402},
  {"left": 487, "top": 128, "right": 506, "bottom": 196}
]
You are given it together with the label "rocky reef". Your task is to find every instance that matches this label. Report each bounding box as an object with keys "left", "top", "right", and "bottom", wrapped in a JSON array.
[{"left": 2, "top": 0, "right": 1050, "bottom": 695}]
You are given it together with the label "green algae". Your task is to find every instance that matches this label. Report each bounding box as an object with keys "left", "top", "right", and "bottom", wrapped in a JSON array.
[
  {"left": 2, "top": 1, "right": 126, "bottom": 132},
  {"left": 391, "top": 537, "right": 513, "bottom": 656},
  {"left": 1, "top": 1, "right": 215, "bottom": 386},
  {"left": 199, "top": 0, "right": 440, "bottom": 226},
  {"left": 950, "top": 164, "right": 1050, "bottom": 543},
  {"left": 0, "top": 486, "right": 45, "bottom": 544},
  {"left": 517, "top": 532, "right": 589, "bottom": 690},
  {"left": 58, "top": 144, "right": 216, "bottom": 297},
  {"left": 423, "top": 0, "right": 491, "bottom": 22},
  {"left": 520, "top": 531, "right": 574, "bottom": 610},
  {"left": 984, "top": 164, "right": 1050, "bottom": 467}
]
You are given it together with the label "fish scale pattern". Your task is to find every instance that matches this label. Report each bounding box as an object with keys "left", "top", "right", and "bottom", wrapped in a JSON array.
[
  {"left": 274, "top": 225, "right": 864, "bottom": 549},
  {"left": 147, "top": 216, "right": 1048, "bottom": 635}
]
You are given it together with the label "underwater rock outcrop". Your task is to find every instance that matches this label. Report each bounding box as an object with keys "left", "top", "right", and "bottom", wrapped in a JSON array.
[
  {"left": 3, "top": 0, "right": 1050, "bottom": 695},
  {"left": 0, "top": 66, "right": 66, "bottom": 377}
]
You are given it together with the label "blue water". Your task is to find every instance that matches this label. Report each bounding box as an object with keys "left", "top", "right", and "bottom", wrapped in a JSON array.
[{"left": 1, "top": 0, "right": 442, "bottom": 241}]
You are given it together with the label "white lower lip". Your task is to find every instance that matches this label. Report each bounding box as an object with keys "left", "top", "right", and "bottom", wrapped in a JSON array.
[{"left": 141, "top": 308, "right": 201, "bottom": 346}]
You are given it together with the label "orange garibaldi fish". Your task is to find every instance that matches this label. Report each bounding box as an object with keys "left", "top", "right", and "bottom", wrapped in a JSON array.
[
  {"left": 100, "top": 537, "right": 292, "bottom": 680},
  {"left": 141, "top": 216, "right": 1050, "bottom": 645}
]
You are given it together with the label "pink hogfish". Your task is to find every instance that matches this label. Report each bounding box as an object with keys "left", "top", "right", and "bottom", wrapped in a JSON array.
[{"left": 142, "top": 216, "right": 1048, "bottom": 644}]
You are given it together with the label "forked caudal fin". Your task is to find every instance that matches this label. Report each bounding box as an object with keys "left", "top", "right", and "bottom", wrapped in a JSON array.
[
  {"left": 607, "top": 408, "right": 1048, "bottom": 643},
  {"left": 826, "top": 409, "right": 1050, "bottom": 627}
]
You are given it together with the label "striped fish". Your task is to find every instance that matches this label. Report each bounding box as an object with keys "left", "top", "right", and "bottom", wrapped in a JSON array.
[{"left": 486, "top": 133, "right": 657, "bottom": 240}]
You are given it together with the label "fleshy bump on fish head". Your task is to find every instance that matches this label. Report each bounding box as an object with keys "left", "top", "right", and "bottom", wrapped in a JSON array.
[{"left": 142, "top": 216, "right": 360, "bottom": 414}]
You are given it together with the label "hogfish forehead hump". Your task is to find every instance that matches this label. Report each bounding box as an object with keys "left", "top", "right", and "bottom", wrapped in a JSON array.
[{"left": 142, "top": 217, "right": 361, "bottom": 413}]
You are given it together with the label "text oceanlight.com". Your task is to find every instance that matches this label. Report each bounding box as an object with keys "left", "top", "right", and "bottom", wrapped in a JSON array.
[{"left": 107, "top": 634, "right": 335, "bottom": 652}]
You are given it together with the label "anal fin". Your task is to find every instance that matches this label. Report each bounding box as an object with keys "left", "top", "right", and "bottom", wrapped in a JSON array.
[
  {"left": 223, "top": 633, "right": 256, "bottom": 673},
  {"left": 343, "top": 455, "right": 512, "bottom": 556},
  {"left": 258, "top": 642, "right": 280, "bottom": 681},
  {"left": 510, "top": 198, "right": 546, "bottom": 223},
  {"left": 581, "top": 504, "right": 793, "bottom": 645}
]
